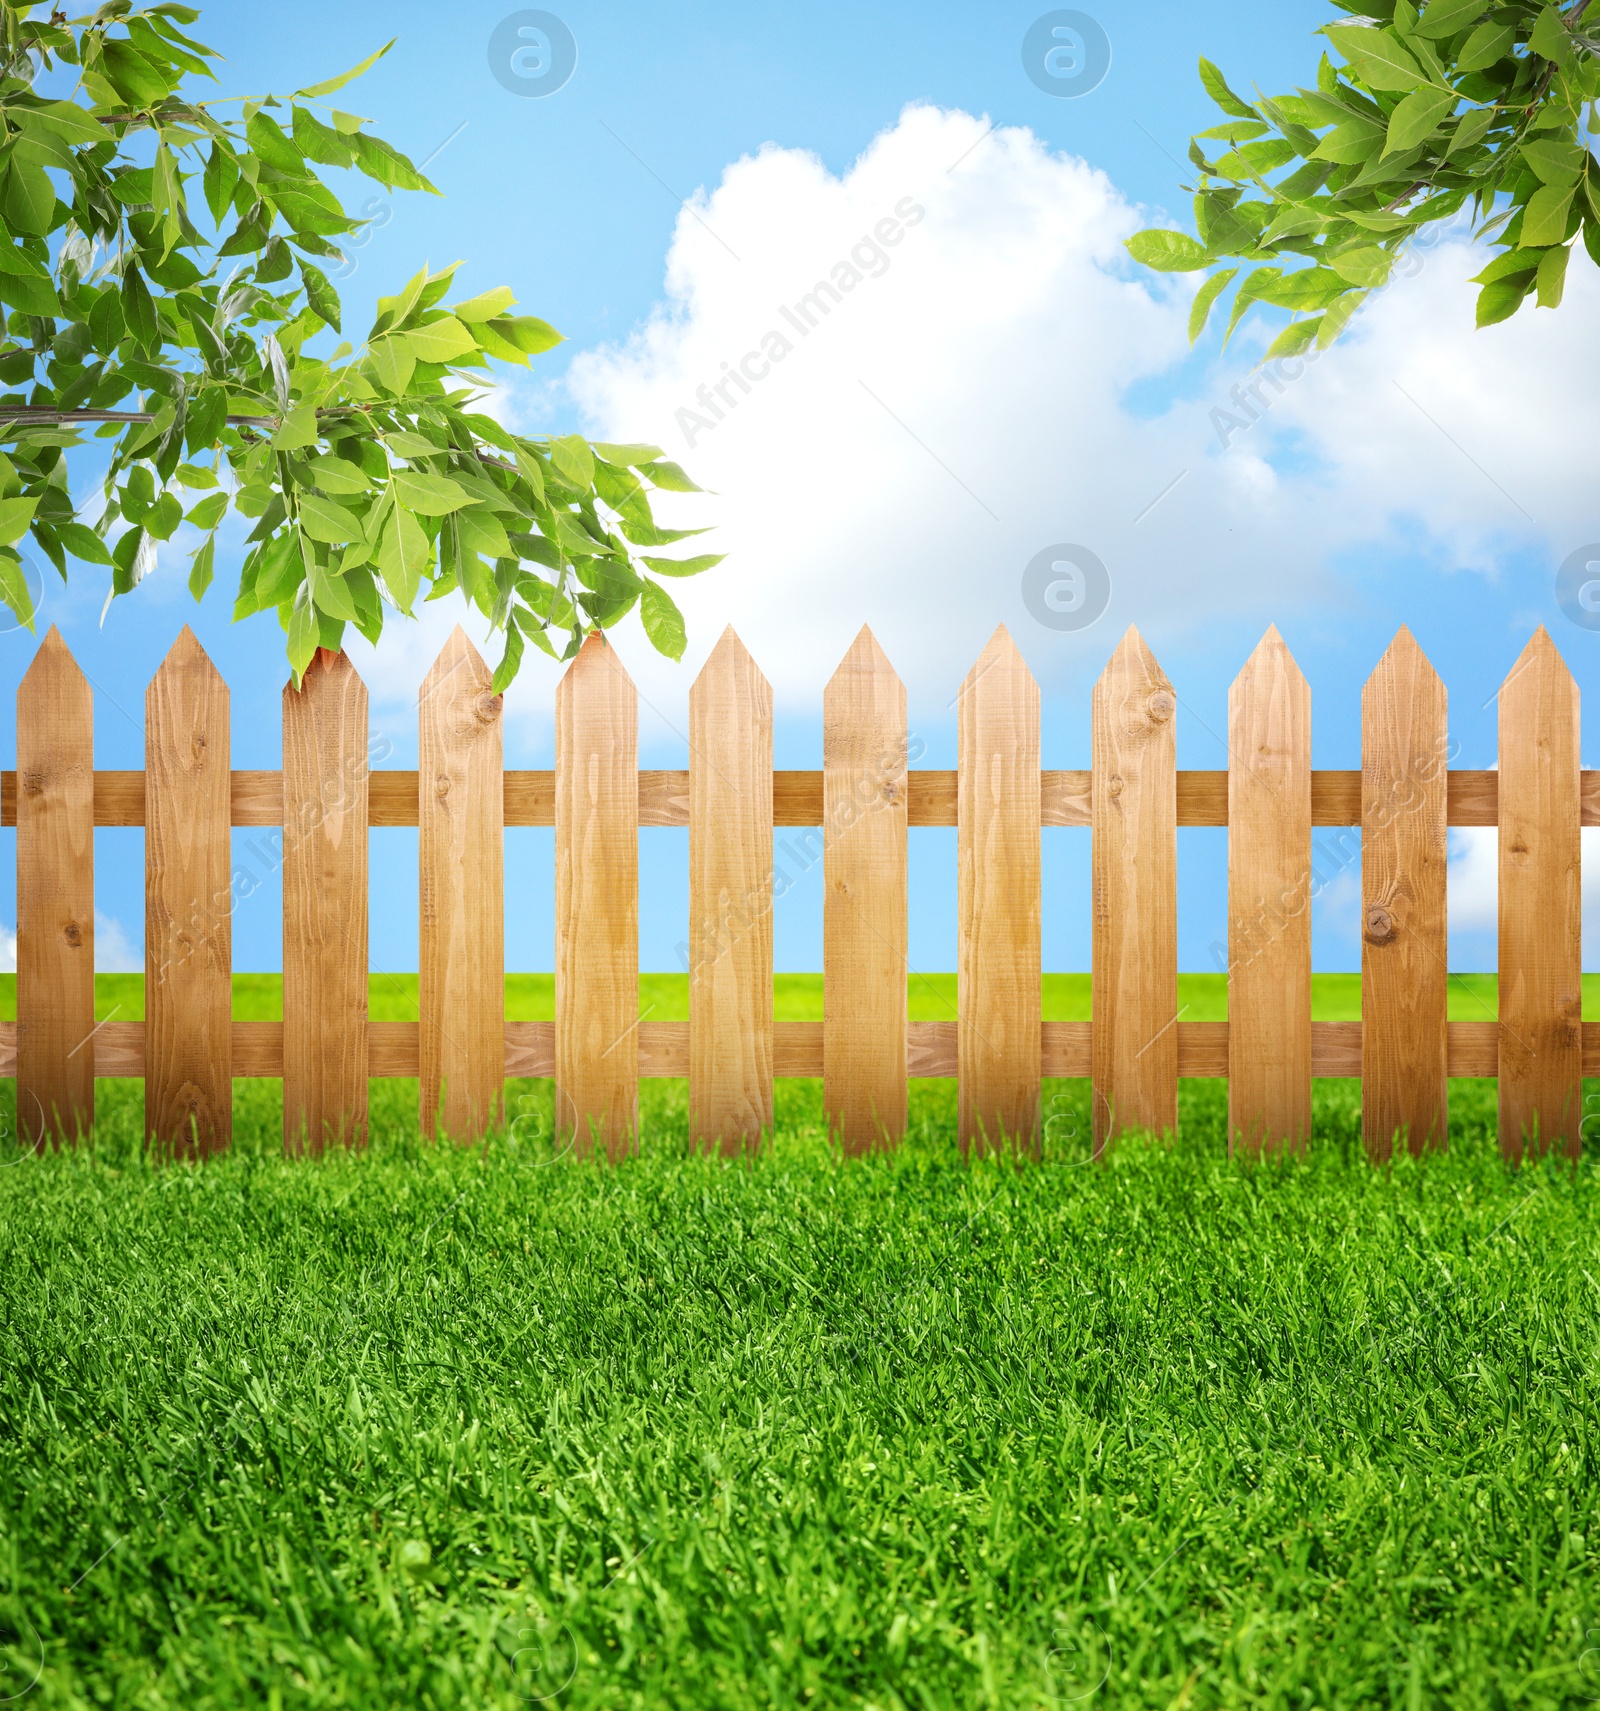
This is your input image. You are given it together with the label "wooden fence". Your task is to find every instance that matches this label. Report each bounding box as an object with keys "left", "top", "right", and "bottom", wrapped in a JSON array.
[{"left": 2, "top": 621, "right": 1594, "bottom": 1165}]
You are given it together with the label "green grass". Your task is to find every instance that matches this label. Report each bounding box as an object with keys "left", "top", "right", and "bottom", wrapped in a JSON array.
[
  {"left": 3, "top": 1057, "right": 1600, "bottom": 1707},
  {"left": 7, "top": 971, "right": 1600, "bottom": 1023}
]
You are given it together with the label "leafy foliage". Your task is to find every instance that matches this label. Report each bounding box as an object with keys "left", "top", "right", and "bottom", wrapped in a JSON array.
[
  {"left": 0, "top": 2, "right": 718, "bottom": 683},
  {"left": 1126, "top": 0, "right": 1600, "bottom": 352}
]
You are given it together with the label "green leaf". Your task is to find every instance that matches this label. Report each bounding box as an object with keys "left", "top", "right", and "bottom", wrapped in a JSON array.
[
  {"left": 592, "top": 442, "right": 665, "bottom": 468},
  {"left": 491, "top": 611, "right": 526, "bottom": 693},
  {"left": 401, "top": 317, "right": 478, "bottom": 364},
  {"left": 1471, "top": 248, "right": 1542, "bottom": 284},
  {"left": 639, "top": 581, "right": 686, "bottom": 660},
  {"left": 1124, "top": 229, "right": 1212, "bottom": 272},
  {"left": 56, "top": 521, "right": 113, "bottom": 566},
  {"left": 1476, "top": 276, "right": 1531, "bottom": 326},
  {"left": 1328, "top": 245, "right": 1392, "bottom": 286},
  {"left": 1414, "top": 0, "right": 1488, "bottom": 38},
  {"left": 366, "top": 336, "right": 415, "bottom": 397},
  {"left": 122, "top": 262, "right": 159, "bottom": 349},
  {"left": 641, "top": 554, "right": 722, "bottom": 577},
  {"left": 1520, "top": 138, "right": 1585, "bottom": 186},
  {"left": 1447, "top": 106, "right": 1497, "bottom": 156},
  {"left": 1198, "top": 57, "right": 1258, "bottom": 119},
  {"left": 1454, "top": 20, "right": 1514, "bottom": 74},
  {"left": 300, "top": 262, "right": 341, "bottom": 332},
  {"left": 187, "top": 534, "right": 216, "bottom": 600},
  {"left": 296, "top": 492, "right": 363, "bottom": 543},
  {"left": 310, "top": 559, "right": 362, "bottom": 622},
  {"left": 1189, "top": 268, "right": 1238, "bottom": 344},
  {"left": 1312, "top": 120, "right": 1385, "bottom": 163},
  {"left": 392, "top": 470, "right": 472, "bottom": 514},
  {"left": 287, "top": 586, "right": 320, "bottom": 685},
  {"left": 1316, "top": 290, "right": 1366, "bottom": 347},
  {"left": 513, "top": 447, "right": 546, "bottom": 504},
  {"left": 100, "top": 39, "right": 170, "bottom": 107},
  {"left": 456, "top": 506, "right": 514, "bottom": 560},
  {"left": 1520, "top": 183, "right": 1575, "bottom": 248},
  {"left": 549, "top": 435, "right": 595, "bottom": 490},
  {"left": 0, "top": 265, "right": 59, "bottom": 318},
  {"left": 273, "top": 406, "right": 320, "bottom": 451},
  {"left": 291, "top": 105, "right": 356, "bottom": 168},
  {"left": 0, "top": 494, "right": 39, "bottom": 546},
  {"left": 1535, "top": 243, "right": 1570, "bottom": 308},
  {"left": 1384, "top": 87, "right": 1455, "bottom": 155},
  {"left": 376, "top": 502, "right": 431, "bottom": 610},
  {"left": 1322, "top": 25, "right": 1427, "bottom": 91},
  {"left": 1528, "top": 4, "right": 1573, "bottom": 67},
  {"left": 294, "top": 38, "right": 396, "bottom": 99},
  {"left": 1259, "top": 266, "right": 1346, "bottom": 310},
  {"left": 0, "top": 551, "right": 33, "bottom": 632},
  {"left": 304, "top": 454, "right": 371, "bottom": 494},
  {"left": 1262, "top": 317, "right": 1322, "bottom": 359},
  {"left": 639, "top": 459, "right": 702, "bottom": 494},
  {"left": 352, "top": 133, "right": 437, "bottom": 194},
  {"left": 185, "top": 492, "right": 228, "bottom": 531},
  {"left": 451, "top": 286, "right": 516, "bottom": 322},
  {"left": 3, "top": 160, "right": 54, "bottom": 237}
]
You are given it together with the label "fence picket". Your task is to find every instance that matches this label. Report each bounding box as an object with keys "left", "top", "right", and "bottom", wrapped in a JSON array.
[
  {"left": 16, "top": 627, "right": 94, "bottom": 1144},
  {"left": 824, "top": 627, "right": 907, "bottom": 1152},
  {"left": 1361, "top": 628, "right": 1448, "bottom": 1161},
  {"left": 283, "top": 649, "right": 368, "bottom": 1153},
  {"left": 418, "top": 627, "right": 504, "bottom": 1142},
  {"left": 1227, "top": 628, "right": 1311, "bottom": 1155},
  {"left": 1091, "top": 627, "right": 1177, "bottom": 1153},
  {"left": 1498, "top": 627, "right": 1582, "bottom": 1161},
  {"left": 555, "top": 632, "right": 638, "bottom": 1158},
  {"left": 145, "top": 627, "right": 231, "bottom": 1157},
  {"left": 689, "top": 627, "right": 773, "bottom": 1153},
  {"left": 957, "top": 625, "right": 1040, "bottom": 1155}
]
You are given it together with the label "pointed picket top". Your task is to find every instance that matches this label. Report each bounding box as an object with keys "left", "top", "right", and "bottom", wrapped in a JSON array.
[
  {"left": 1236, "top": 623, "right": 1306, "bottom": 684},
  {"left": 1364, "top": 624, "right": 1442, "bottom": 699},
  {"left": 692, "top": 624, "right": 767, "bottom": 698},
  {"left": 826, "top": 624, "right": 901, "bottom": 699},
  {"left": 154, "top": 622, "right": 223, "bottom": 683},
  {"left": 1093, "top": 625, "right": 1174, "bottom": 739},
  {"left": 959, "top": 623, "right": 1035, "bottom": 703},
  {"left": 19, "top": 625, "right": 89, "bottom": 699},
  {"left": 1501, "top": 623, "right": 1574, "bottom": 699},
  {"left": 288, "top": 645, "right": 365, "bottom": 699},
  {"left": 421, "top": 622, "right": 492, "bottom": 700}
]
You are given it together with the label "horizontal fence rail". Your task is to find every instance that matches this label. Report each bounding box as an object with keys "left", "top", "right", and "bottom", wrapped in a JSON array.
[
  {"left": 7, "top": 770, "right": 1600, "bottom": 828},
  {"left": 4, "top": 620, "right": 1592, "bottom": 1164}
]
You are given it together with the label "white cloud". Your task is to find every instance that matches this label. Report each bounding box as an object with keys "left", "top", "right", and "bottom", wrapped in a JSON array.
[
  {"left": 94, "top": 911, "right": 141, "bottom": 974},
  {"left": 348, "top": 102, "right": 1600, "bottom": 751},
  {"left": 0, "top": 920, "right": 14, "bottom": 974}
]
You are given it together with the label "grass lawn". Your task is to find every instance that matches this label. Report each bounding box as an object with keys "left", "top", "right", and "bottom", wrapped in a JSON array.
[{"left": 3, "top": 977, "right": 1600, "bottom": 1707}]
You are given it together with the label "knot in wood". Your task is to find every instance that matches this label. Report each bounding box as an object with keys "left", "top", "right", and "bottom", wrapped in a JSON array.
[
  {"left": 475, "top": 692, "right": 502, "bottom": 724},
  {"left": 1364, "top": 905, "right": 1395, "bottom": 944},
  {"left": 62, "top": 920, "right": 82, "bottom": 947},
  {"left": 433, "top": 773, "right": 452, "bottom": 802},
  {"left": 1147, "top": 690, "right": 1175, "bottom": 723}
]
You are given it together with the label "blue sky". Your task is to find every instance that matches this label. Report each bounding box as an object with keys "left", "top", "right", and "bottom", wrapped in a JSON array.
[{"left": 2, "top": 0, "right": 1597, "bottom": 980}]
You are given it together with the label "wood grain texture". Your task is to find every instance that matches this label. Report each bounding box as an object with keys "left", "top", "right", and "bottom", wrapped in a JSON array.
[
  {"left": 282, "top": 650, "right": 368, "bottom": 1154},
  {"left": 1091, "top": 628, "right": 1177, "bottom": 1153},
  {"left": 554, "top": 632, "right": 638, "bottom": 1158},
  {"left": 1227, "top": 628, "right": 1312, "bottom": 1155},
  {"left": 1498, "top": 627, "right": 1582, "bottom": 1161},
  {"left": 957, "top": 626, "right": 1040, "bottom": 1155},
  {"left": 823, "top": 627, "right": 908, "bottom": 1152},
  {"left": 145, "top": 627, "right": 231, "bottom": 1157},
  {"left": 689, "top": 628, "right": 773, "bottom": 1153},
  {"left": 15, "top": 628, "right": 95, "bottom": 1144},
  {"left": 1361, "top": 627, "right": 1449, "bottom": 1162},
  {"left": 7, "top": 1016, "right": 1591, "bottom": 1084},
  {"left": 2, "top": 764, "right": 1587, "bottom": 829},
  {"left": 418, "top": 627, "right": 504, "bottom": 1141}
]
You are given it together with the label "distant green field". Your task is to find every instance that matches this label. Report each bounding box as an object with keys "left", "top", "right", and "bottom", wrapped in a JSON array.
[{"left": 8, "top": 970, "right": 1598, "bottom": 1024}]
